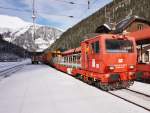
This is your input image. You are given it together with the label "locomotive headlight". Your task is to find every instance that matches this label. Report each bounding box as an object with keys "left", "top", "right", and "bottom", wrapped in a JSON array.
[
  {"left": 105, "top": 74, "right": 110, "bottom": 78},
  {"left": 129, "top": 72, "right": 135, "bottom": 76},
  {"left": 109, "top": 66, "right": 115, "bottom": 70},
  {"left": 129, "top": 65, "right": 135, "bottom": 69}
]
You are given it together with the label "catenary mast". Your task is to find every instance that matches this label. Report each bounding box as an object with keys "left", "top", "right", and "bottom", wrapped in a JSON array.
[{"left": 32, "top": 0, "right": 36, "bottom": 40}]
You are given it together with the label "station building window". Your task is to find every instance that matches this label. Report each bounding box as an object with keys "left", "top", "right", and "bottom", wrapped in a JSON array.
[{"left": 137, "top": 24, "right": 143, "bottom": 30}]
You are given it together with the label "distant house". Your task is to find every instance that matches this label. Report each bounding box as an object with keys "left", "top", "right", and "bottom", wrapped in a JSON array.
[
  {"left": 95, "top": 15, "right": 150, "bottom": 34},
  {"left": 114, "top": 15, "right": 150, "bottom": 34}
]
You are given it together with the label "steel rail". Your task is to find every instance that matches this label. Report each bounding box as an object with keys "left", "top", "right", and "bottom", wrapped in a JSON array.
[{"left": 108, "top": 91, "right": 150, "bottom": 112}]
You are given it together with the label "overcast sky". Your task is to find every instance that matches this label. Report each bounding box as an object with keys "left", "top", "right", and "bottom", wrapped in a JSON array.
[{"left": 0, "top": 0, "right": 112, "bottom": 31}]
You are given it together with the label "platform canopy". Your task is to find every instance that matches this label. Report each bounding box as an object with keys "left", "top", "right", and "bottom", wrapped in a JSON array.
[{"left": 127, "top": 28, "right": 150, "bottom": 45}]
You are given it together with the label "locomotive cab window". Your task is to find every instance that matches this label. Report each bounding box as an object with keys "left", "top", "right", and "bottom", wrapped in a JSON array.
[
  {"left": 105, "top": 39, "right": 134, "bottom": 53},
  {"left": 91, "top": 41, "right": 100, "bottom": 53}
]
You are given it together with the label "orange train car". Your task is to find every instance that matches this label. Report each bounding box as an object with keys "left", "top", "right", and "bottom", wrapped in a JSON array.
[
  {"left": 43, "top": 51, "right": 53, "bottom": 64},
  {"left": 127, "top": 28, "right": 150, "bottom": 82},
  {"left": 43, "top": 50, "right": 62, "bottom": 65},
  {"left": 49, "top": 34, "right": 137, "bottom": 91}
]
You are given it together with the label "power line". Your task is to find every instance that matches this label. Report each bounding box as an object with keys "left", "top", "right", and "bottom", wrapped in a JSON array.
[
  {"left": 88, "top": 0, "right": 98, "bottom": 9},
  {"left": 0, "top": 0, "right": 101, "bottom": 18},
  {"left": 55, "top": 0, "right": 86, "bottom": 5},
  {"left": 0, "top": 6, "right": 74, "bottom": 18},
  {"left": 0, "top": 6, "right": 31, "bottom": 12},
  {"left": 78, "top": 0, "right": 97, "bottom": 18},
  {"left": 37, "top": 12, "right": 74, "bottom": 18},
  {"left": 0, "top": 0, "right": 92, "bottom": 17},
  {"left": 91, "top": 0, "right": 98, "bottom": 5}
]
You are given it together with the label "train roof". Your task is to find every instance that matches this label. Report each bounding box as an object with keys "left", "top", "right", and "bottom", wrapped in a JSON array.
[
  {"left": 62, "top": 47, "right": 81, "bottom": 56},
  {"left": 95, "top": 16, "right": 150, "bottom": 34},
  {"left": 82, "top": 34, "right": 134, "bottom": 43}
]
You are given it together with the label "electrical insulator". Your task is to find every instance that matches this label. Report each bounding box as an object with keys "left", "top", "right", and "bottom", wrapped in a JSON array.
[{"left": 88, "top": 0, "right": 90, "bottom": 9}]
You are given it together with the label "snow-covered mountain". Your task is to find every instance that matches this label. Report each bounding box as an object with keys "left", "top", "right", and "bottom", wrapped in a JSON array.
[{"left": 0, "top": 15, "right": 62, "bottom": 52}]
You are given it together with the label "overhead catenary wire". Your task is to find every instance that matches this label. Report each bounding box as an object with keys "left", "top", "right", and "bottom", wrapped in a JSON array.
[
  {"left": 0, "top": 0, "right": 80, "bottom": 18},
  {"left": 91, "top": 0, "right": 98, "bottom": 5},
  {"left": 0, "top": 6, "right": 31, "bottom": 13},
  {"left": 0, "top": 0, "right": 105, "bottom": 19},
  {"left": 0, "top": 0, "right": 97, "bottom": 18},
  {"left": 55, "top": 0, "right": 86, "bottom": 5},
  {"left": 0, "top": 6, "right": 74, "bottom": 18},
  {"left": 78, "top": 0, "right": 98, "bottom": 19}
]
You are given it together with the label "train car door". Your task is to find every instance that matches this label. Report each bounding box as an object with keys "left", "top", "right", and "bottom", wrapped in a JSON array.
[
  {"left": 88, "top": 39, "right": 100, "bottom": 72},
  {"left": 81, "top": 41, "right": 89, "bottom": 70}
]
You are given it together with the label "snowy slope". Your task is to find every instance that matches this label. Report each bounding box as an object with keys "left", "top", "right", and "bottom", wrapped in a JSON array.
[
  {"left": 0, "top": 15, "right": 30, "bottom": 33},
  {"left": 0, "top": 15, "right": 62, "bottom": 52}
]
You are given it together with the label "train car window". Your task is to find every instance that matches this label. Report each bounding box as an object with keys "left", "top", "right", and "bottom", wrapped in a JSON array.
[
  {"left": 66, "top": 56, "right": 68, "bottom": 62},
  {"left": 106, "top": 39, "right": 134, "bottom": 53},
  {"left": 69, "top": 56, "right": 72, "bottom": 63},
  {"left": 71, "top": 56, "right": 73, "bottom": 62},
  {"left": 69, "top": 56, "right": 70, "bottom": 63},
  {"left": 91, "top": 41, "right": 100, "bottom": 53},
  {"left": 76, "top": 55, "right": 81, "bottom": 64},
  {"left": 64, "top": 57, "right": 67, "bottom": 62},
  {"left": 73, "top": 56, "right": 76, "bottom": 62}
]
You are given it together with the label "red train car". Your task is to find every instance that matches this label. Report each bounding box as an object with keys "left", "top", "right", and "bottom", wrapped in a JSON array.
[
  {"left": 32, "top": 52, "right": 45, "bottom": 64},
  {"left": 128, "top": 28, "right": 150, "bottom": 82},
  {"left": 50, "top": 34, "right": 137, "bottom": 91}
]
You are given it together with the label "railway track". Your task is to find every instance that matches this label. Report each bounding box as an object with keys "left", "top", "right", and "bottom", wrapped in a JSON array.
[
  {"left": 108, "top": 89, "right": 150, "bottom": 112},
  {"left": 0, "top": 64, "right": 24, "bottom": 81},
  {"left": 126, "top": 88, "right": 150, "bottom": 98},
  {"left": 74, "top": 74, "right": 150, "bottom": 111}
]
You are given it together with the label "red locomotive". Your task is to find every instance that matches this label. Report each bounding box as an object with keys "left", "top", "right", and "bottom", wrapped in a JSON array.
[
  {"left": 45, "top": 34, "right": 137, "bottom": 91},
  {"left": 128, "top": 28, "right": 150, "bottom": 82}
]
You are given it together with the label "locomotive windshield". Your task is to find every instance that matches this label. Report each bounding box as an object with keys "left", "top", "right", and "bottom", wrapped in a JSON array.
[{"left": 105, "top": 39, "right": 134, "bottom": 53}]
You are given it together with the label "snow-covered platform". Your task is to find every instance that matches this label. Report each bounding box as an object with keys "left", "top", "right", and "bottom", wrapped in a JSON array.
[
  {"left": 0, "top": 65, "right": 149, "bottom": 113},
  {"left": 0, "top": 59, "right": 31, "bottom": 71}
]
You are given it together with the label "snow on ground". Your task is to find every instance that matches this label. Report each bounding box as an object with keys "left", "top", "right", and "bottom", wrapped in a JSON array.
[
  {"left": 129, "top": 82, "right": 150, "bottom": 95},
  {"left": 0, "top": 64, "right": 149, "bottom": 113},
  {"left": 0, "top": 59, "right": 31, "bottom": 72},
  {"left": 110, "top": 89, "right": 150, "bottom": 109}
]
